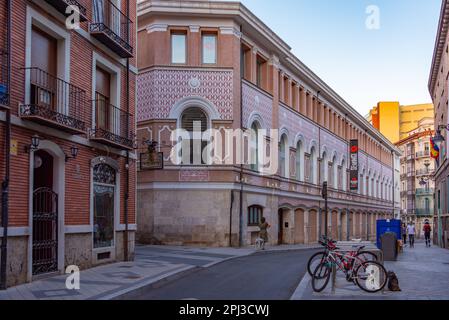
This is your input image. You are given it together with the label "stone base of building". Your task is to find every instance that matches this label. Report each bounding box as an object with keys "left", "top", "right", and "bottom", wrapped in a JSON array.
[
  {"left": 0, "top": 231, "right": 135, "bottom": 288},
  {"left": 137, "top": 188, "right": 392, "bottom": 248}
]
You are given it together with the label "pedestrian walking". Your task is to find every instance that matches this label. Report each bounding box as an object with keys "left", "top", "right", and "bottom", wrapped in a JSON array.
[
  {"left": 407, "top": 222, "right": 416, "bottom": 248},
  {"left": 401, "top": 223, "right": 407, "bottom": 246},
  {"left": 259, "top": 217, "right": 271, "bottom": 250},
  {"left": 423, "top": 220, "right": 432, "bottom": 247}
]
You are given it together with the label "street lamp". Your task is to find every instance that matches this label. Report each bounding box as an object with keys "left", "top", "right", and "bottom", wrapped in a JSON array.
[
  {"left": 65, "top": 146, "right": 79, "bottom": 162},
  {"left": 24, "top": 134, "right": 40, "bottom": 153}
]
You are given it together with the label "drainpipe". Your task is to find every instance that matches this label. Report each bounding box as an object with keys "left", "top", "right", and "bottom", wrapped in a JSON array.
[
  {"left": 238, "top": 25, "right": 244, "bottom": 248},
  {"left": 123, "top": 0, "right": 130, "bottom": 262},
  {"left": 0, "top": 0, "right": 11, "bottom": 290}
]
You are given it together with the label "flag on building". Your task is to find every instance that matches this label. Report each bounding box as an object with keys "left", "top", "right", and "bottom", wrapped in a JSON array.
[{"left": 430, "top": 137, "right": 440, "bottom": 164}]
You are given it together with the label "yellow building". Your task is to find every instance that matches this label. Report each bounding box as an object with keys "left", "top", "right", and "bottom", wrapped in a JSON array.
[{"left": 367, "top": 102, "right": 434, "bottom": 144}]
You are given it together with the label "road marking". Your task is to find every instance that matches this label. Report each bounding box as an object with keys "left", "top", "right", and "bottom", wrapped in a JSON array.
[{"left": 290, "top": 272, "right": 311, "bottom": 300}]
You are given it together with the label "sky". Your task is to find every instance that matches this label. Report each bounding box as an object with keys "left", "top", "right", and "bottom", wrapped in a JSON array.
[{"left": 231, "top": 0, "right": 442, "bottom": 116}]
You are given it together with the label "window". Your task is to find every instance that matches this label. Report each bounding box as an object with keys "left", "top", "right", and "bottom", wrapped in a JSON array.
[
  {"left": 241, "top": 44, "right": 251, "bottom": 80},
  {"left": 171, "top": 33, "right": 186, "bottom": 64},
  {"left": 280, "top": 135, "right": 288, "bottom": 178},
  {"left": 93, "top": 164, "right": 116, "bottom": 249},
  {"left": 202, "top": 33, "right": 217, "bottom": 64},
  {"left": 296, "top": 141, "right": 301, "bottom": 181},
  {"left": 250, "top": 122, "right": 260, "bottom": 172},
  {"left": 181, "top": 107, "right": 208, "bottom": 165},
  {"left": 248, "top": 206, "right": 263, "bottom": 226},
  {"left": 256, "top": 55, "right": 267, "bottom": 89},
  {"left": 309, "top": 147, "right": 317, "bottom": 184}
]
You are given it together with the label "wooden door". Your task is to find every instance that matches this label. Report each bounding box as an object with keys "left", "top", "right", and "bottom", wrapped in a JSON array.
[
  {"left": 95, "top": 67, "right": 111, "bottom": 131},
  {"left": 31, "top": 27, "right": 57, "bottom": 110}
]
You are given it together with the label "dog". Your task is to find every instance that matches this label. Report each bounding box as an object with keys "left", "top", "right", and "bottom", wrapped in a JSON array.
[
  {"left": 397, "top": 240, "right": 404, "bottom": 253},
  {"left": 387, "top": 271, "right": 402, "bottom": 292},
  {"left": 255, "top": 238, "right": 265, "bottom": 250}
]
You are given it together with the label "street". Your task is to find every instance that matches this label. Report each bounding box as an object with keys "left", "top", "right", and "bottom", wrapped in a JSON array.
[{"left": 125, "top": 249, "right": 319, "bottom": 300}]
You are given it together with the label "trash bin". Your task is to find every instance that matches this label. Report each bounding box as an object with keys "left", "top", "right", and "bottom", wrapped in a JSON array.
[
  {"left": 376, "top": 219, "right": 401, "bottom": 249},
  {"left": 381, "top": 232, "right": 398, "bottom": 261}
]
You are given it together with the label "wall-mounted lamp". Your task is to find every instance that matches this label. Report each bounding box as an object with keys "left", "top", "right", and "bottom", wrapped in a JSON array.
[
  {"left": 24, "top": 134, "right": 40, "bottom": 153},
  {"left": 65, "top": 146, "right": 79, "bottom": 162}
]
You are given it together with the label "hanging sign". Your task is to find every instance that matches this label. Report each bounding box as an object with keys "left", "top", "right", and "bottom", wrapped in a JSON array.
[{"left": 350, "top": 140, "right": 359, "bottom": 191}]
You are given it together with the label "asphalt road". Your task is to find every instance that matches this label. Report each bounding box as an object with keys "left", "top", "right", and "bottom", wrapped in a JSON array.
[{"left": 130, "top": 249, "right": 319, "bottom": 300}]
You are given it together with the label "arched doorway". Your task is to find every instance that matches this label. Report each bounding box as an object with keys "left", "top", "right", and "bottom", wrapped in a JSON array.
[
  {"left": 32, "top": 150, "right": 58, "bottom": 276},
  {"left": 309, "top": 209, "right": 318, "bottom": 243},
  {"left": 331, "top": 210, "right": 338, "bottom": 240},
  {"left": 29, "top": 141, "right": 65, "bottom": 280},
  {"left": 294, "top": 209, "right": 305, "bottom": 244},
  {"left": 278, "top": 209, "right": 284, "bottom": 245}
]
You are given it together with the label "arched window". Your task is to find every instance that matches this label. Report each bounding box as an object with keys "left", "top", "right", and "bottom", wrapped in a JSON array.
[
  {"left": 320, "top": 152, "right": 327, "bottom": 184},
  {"left": 250, "top": 122, "right": 260, "bottom": 172},
  {"left": 279, "top": 135, "right": 288, "bottom": 178},
  {"left": 93, "top": 163, "right": 117, "bottom": 249},
  {"left": 309, "top": 146, "right": 317, "bottom": 184},
  {"left": 296, "top": 141, "right": 302, "bottom": 181},
  {"left": 340, "top": 159, "right": 346, "bottom": 191},
  {"left": 331, "top": 155, "right": 337, "bottom": 189},
  {"left": 248, "top": 205, "right": 263, "bottom": 226},
  {"left": 181, "top": 107, "right": 207, "bottom": 165}
]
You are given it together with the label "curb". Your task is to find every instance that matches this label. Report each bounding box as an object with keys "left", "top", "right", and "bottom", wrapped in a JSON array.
[{"left": 290, "top": 273, "right": 311, "bottom": 300}]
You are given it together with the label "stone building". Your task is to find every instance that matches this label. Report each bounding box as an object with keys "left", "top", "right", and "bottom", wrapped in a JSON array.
[
  {"left": 428, "top": 0, "right": 449, "bottom": 249},
  {"left": 136, "top": 0, "right": 401, "bottom": 247},
  {"left": 0, "top": 0, "right": 137, "bottom": 288}
]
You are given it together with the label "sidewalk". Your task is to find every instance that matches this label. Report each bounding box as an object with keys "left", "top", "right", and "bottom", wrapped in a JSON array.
[
  {"left": 292, "top": 241, "right": 449, "bottom": 300},
  {"left": 0, "top": 243, "right": 319, "bottom": 300}
]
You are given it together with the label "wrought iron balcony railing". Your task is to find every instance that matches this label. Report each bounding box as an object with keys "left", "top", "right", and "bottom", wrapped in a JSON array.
[
  {"left": 416, "top": 150, "right": 431, "bottom": 158},
  {"left": 416, "top": 169, "right": 435, "bottom": 176},
  {"left": 20, "top": 67, "right": 87, "bottom": 134},
  {"left": 415, "top": 188, "right": 435, "bottom": 196},
  {"left": 0, "top": 49, "right": 8, "bottom": 107},
  {"left": 415, "top": 208, "right": 434, "bottom": 217},
  {"left": 88, "top": 100, "right": 134, "bottom": 150},
  {"left": 45, "top": 0, "right": 88, "bottom": 22},
  {"left": 90, "top": 0, "right": 133, "bottom": 58}
]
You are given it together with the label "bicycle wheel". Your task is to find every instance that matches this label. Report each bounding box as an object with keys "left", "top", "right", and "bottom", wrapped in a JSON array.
[
  {"left": 311, "top": 263, "right": 331, "bottom": 293},
  {"left": 353, "top": 251, "right": 378, "bottom": 270},
  {"left": 307, "top": 251, "right": 327, "bottom": 276},
  {"left": 354, "top": 261, "right": 387, "bottom": 293}
]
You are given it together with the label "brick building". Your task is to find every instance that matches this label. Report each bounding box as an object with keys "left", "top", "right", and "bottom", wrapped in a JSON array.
[
  {"left": 136, "top": 0, "right": 401, "bottom": 247},
  {"left": 429, "top": 0, "right": 449, "bottom": 249},
  {"left": 0, "top": 0, "right": 137, "bottom": 288}
]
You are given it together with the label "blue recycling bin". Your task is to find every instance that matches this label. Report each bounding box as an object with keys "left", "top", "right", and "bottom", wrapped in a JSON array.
[{"left": 376, "top": 219, "right": 401, "bottom": 249}]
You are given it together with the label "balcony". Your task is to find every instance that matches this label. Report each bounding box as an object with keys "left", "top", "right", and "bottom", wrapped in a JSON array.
[
  {"left": 89, "top": 0, "right": 133, "bottom": 58},
  {"left": 416, "top": 169, "right": 435, "bottom": 176},
  {"left": 0, "top": 49, "right": 8, "bottom": 107},
  {"left": 20, "top": 68, "right": 87, "bottom": 134},
  {"left": 88, "top": 100, "right": 134, "bottom": 150},
  {"left": 415, "top": 208, "right": 434, "bottom": 217},
  {"left": 416, "top": 150, "right": 431, "bottom": 159},
  {"left": 415, "top": 188, "right": 435, "bottom": 196},
  {"left": 45, "top": 0, "right": 88, "bottom": 22}
]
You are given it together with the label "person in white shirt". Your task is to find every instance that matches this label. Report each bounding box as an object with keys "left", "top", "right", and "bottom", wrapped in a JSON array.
[{"left": 407, "top": 223, "right": 416, "bottom": 248}]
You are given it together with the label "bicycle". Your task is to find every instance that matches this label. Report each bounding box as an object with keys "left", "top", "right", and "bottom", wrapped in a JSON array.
[
  {"left": 311, "top": 246, "right": 387, "bottom": 293},
  {"left": 307, "top": 236, "right": 378, "bottom": 278}
]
